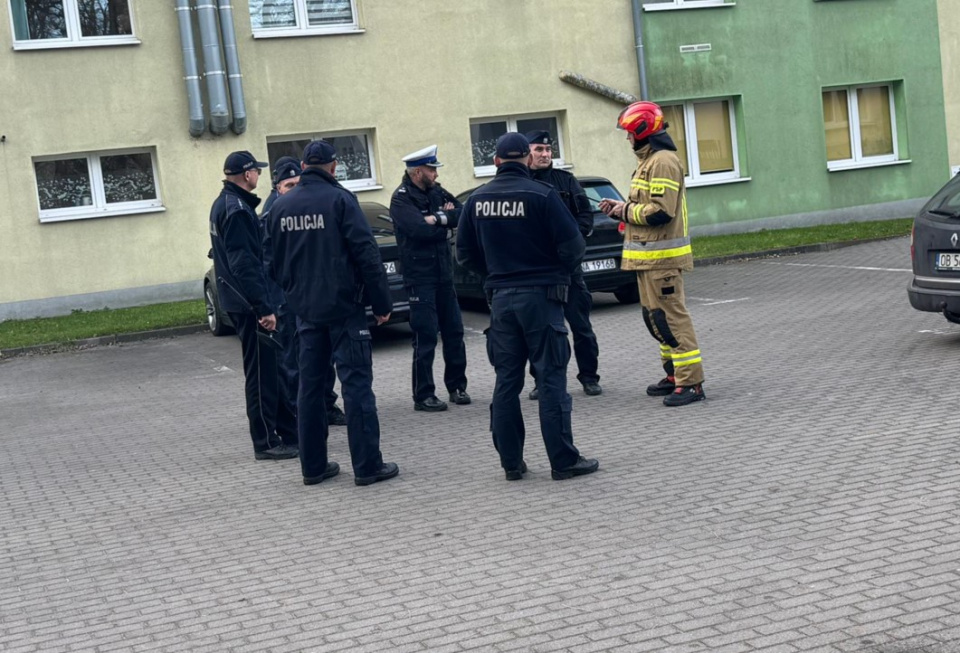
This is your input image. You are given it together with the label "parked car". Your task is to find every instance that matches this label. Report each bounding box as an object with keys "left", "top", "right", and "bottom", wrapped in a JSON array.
[
  {"left": 203, "top": 201, "right": 410, "bottom": 336},
  {"left": 452, "top": 175, "right": 640, "bottom": 303},
  {"left": 908, "top": 173, "right": 960, "bottom": 324}
]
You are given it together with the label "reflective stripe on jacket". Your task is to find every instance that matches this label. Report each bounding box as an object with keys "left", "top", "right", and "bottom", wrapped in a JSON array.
[{"left": 619, "top": 145, "right": 693, "bottom": 271}]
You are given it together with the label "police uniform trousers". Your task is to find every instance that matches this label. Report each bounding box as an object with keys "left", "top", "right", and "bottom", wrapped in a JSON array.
[
  {"left": 229, "top": 311, "right": 298, "bottom": 452},
  {"left": 529, "top": 271, "right": 600, "bottom": 386},
  {"left": 407, "top": 281, "right": 468, "bottom": 402},
  {"left": 636, "top": 269, "right": 704, "bottom": 387},
  {"left": 487, "top": 287, "right": 581, "bottom": 472},
  {"left": 296, "top": 309, "right": 384, "bottom": 479},
  {"left": 277, "top": 306, "right": 339, "bottom": 416}
]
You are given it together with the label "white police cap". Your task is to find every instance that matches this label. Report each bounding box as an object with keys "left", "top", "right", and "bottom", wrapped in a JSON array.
[{"left": 402, "top": 144, "right": 443, "bottom": 168}]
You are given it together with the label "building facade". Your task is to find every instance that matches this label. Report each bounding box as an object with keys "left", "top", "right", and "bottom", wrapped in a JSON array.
[
  {"left": 938, "top": 0, "right": 960, "bottom": 175},
  {"left": 0, "top": 0, "right": 948, "bottom": 319}
]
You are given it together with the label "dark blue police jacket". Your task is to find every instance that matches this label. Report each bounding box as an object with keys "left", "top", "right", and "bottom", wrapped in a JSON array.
[
  {"left": 456, "top": 162, "right": 585, "bottom": 290},
  {"left": 264, "top": 167, "right": 392, "bottom": 324},
  {"left": 389, "top": 174, "right": 462, "bottom": 285},
  {"left": 260, "top": 188, "right": 280, "bottom": 215},
  {"left": 209, "top": 181, "right": 274, "bottom": 317},
  {"left": 530, "top": 165, "right": 594, "bottom": 238}
]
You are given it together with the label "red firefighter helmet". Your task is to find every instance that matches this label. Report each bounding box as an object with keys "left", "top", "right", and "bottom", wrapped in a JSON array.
[{"left": 617, "top": 101, "right": 665, "bottom": 140}]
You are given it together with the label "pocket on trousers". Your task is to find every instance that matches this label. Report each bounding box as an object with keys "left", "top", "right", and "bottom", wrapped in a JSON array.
[
  {"left": 548, "top": 323, "right": 571, "bottom": 365},
  {"left": 560, "top": 394, "right": 573, "bottom": 436},
  {"left": 483, "top": 327, "right": 495, "bottom": 367},
  {"left": 347, "top": 328, "right": 373, "bottom": 368},
  {"left": 649, "top": 269, "right": 677, "bottom": 299}
]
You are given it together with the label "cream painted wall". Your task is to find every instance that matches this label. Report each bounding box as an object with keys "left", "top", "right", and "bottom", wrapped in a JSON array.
[
  {"left": 1, "top": 0, "right": 642, "bottom": 308},
  {"left": 938, "top": 0, "right": 960, "bottom": 170}
]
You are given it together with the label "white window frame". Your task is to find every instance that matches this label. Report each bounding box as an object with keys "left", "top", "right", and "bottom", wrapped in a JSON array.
[
  {"left": 267, "top": 129, "right": 380, "bottom": 192},
  {"left": 824, "top": 83, "right": 899, "bottom": 172},
  {"left": 9, "top": 0, "right": 139, "bottom": 51},
  {"left": 644, "top": 0, "right": 734, "bottom": 11},
  {"left": 250, "top": 0, "right": 362, "bottom": 39},
  {"left": 470, "top": 112, "right": 567, "bottom": 178},
  {"left": 665, "top": 99, "right": 742, "bottom": 187},
  {"left": 34, "top": 148, "right": 163, "bottom": 223}
]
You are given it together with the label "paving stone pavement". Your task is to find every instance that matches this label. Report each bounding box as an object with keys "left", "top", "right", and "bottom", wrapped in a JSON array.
[{"left": 2, "top": 237, "right": 960, "bottom": 653}]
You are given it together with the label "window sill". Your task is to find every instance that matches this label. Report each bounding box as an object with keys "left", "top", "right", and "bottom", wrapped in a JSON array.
[
  {"left": 346, "top": 184, "right": 383, "bottom": 193},
  {"left": 13, "top": 37, "right": 141, "bottom": 51},
  {"left": 686, "top": 176, "right": 750, "bottom": 188},
  {"left": 252, "top": 27, "right": 364, "bottom": 39},
  {"left": 643, "top": 1, "right": 734, "bottom": 12},
  {"left": 39, "top": 205, "right": 165, "bottom": 224},
  {"left": 827, "top": 159, "right": 911, "bottom": 173}
]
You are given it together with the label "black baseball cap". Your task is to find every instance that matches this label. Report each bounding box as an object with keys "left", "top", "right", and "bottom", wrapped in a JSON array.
[
  {"left": 302, "top": 140, "right": 338, "bottom": 165},
  {"left": 495, "top": 132, "right": 530, "bottom": 159},
  {"left": 223, "top": 150, "right": 268, "bottom": 175}
]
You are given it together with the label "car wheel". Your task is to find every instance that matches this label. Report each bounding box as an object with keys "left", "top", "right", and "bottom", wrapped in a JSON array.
[
  {"left": 204, "top": 282, "right": 233, "bottom": 336},
  {"left": 614, "top": 284, "right": 640, "bottom": 304}
]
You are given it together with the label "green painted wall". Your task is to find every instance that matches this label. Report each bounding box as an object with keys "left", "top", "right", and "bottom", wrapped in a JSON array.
[{"left": 641, "top": 0, "right": 949, "bottom": 227}]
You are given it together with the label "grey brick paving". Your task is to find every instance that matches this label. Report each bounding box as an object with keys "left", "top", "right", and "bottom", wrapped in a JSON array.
[{"left": 3, "top": 237, "right": 960, "bottom": 652}]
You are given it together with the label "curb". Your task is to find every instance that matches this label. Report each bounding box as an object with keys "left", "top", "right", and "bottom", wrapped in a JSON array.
[
  {"left": 0, "top": 323, "right": 210, "bottom": 360},
  {"left": 1, "top": 235, "right": 908, "bottom": 359}
]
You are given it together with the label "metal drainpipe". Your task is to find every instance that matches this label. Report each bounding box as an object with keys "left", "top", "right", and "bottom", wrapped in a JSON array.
[
  {"left": 631, "top": 0, "right": 650, "bottom": 100},
  {"left": 217, "top": 0, "right": 247, "bottom": 135},
  {"left": 175, "top": 0, "right": 205, "bottom": 137},
  {"left": 195, "top": 0, "right": 230, "bottom": 135}
]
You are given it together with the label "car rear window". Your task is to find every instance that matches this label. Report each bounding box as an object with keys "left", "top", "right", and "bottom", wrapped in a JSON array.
[
  {"left": 361, "top": 203, "right": 394, "bottom": 237},
  {"left": 922, "top": 175, "right": 960, "bottom": 215},
  {"left": 581, "top": 183, "right": 625, "bottom": 211}
]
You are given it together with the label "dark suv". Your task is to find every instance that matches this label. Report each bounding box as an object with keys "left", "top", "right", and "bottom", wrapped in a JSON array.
[
  {"left": 907, "top": 174, "right": 960, "bottom": 324},
  {"left": 204, "top": 201, "right": 409, "bottom": 336},
  {"left": 453, "top": 175, "right": 639, "bottom": 303}
]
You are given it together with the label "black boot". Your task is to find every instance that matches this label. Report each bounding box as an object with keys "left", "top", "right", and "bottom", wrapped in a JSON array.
[
  {"left": 663, "top": 384, "right": 705, "bottom": 407},
  {"left": 646, "top": 375, "right": 676, "bottom": 396}
]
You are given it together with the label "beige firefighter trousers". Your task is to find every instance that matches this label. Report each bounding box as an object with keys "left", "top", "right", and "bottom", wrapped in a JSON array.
[{"left": 637, "top": 268, "right": 704, "bottom": 387}]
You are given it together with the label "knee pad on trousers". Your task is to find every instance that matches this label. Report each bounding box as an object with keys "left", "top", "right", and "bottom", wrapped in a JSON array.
[
  {"left": 650, "top": 309, "right": 679, "bottom": 348},
  {"left": 641, "top": 307, "right": 663, "bottom": 343}
]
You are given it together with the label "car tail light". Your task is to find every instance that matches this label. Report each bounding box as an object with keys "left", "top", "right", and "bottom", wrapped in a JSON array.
[
  {"left": 910, "top": 223, "right": 915, "bottom": 261},
  {"left": 618, "top": 222, "right": 625, "bottom": 234}
]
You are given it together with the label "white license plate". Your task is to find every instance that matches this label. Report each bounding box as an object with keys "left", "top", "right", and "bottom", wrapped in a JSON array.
[
  {"left": 383, "top": 261, "right": 397, "bottom": 274},
  {"left": 935, "top": 252, "right": 960, "bottom": 270},
  {"left": 582, "top": 258, "right": 616, "bottom": 273}
]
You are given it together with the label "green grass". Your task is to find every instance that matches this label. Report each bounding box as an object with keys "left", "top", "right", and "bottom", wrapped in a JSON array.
[
  {"left": 692, "top": 217, "right": 912, "bottom": 260},
  {"left": 0, "top": 300, "right": 206, "bottom": 351},
  {"left": 0, "top": 218, "right": 914, "bottom": 351}
]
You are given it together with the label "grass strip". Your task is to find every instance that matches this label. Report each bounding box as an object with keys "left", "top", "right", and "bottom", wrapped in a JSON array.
[
  {"left": 1, "top": 218, "right": 913, "bottom": 351},
  {"left": 0, "top": 300, "right": 206, "bottom": 351}
]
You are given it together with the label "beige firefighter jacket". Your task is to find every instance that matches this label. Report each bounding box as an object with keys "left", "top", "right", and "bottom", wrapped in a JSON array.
[{"left": 617, "top": 144, "right": 693, "bottom": 271}]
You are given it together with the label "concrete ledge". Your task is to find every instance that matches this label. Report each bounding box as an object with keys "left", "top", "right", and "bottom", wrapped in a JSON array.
[
  {"left": 693, "top": 235, "right": 906, "bottom": 267},
  {"left": 0, "top": 323, "right": 210, "bottom": 360},
  {"left": 0, "top": 281, "right": 202, "bottom": 322}
]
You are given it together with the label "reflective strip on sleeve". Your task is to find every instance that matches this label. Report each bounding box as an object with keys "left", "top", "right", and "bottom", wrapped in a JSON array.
[
  {"left": 650, "top": 177, "right": 680, "bottom": 191},
  {"left": 631, "top": 203, "right": 645, "bottom": 225}
]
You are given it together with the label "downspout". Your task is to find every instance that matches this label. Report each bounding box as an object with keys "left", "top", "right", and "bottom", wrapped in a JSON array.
[
  {"left": 217, "top": 0, "right": 247, "bottom": 135},
  {"left": 175, "top": 0, "right": 205, "bottom": 138},
  {"left": 195, "top": 0, "right": 230, "bottom": 135},
  {"left": 631, "top": 0, "right": 650, "bottom": 100}
]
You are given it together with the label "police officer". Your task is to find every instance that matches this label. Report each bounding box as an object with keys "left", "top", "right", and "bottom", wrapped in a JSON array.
[
  {"left": 524, "top": 130, "right": 602, "bottom": 399},
  {"left": 456, "top": 133, "right": 599, "bottom": 482},
  {"left": 209, "top": 150, "right": 299, "bottom": 461},
  {"left": 390, "top": 145, "right": 469, "bottom": 412},
  {"left": 599, "top": 101, "right": 706, "bottom": 407},
  {"left": 262, "top": 158, "right": 348, "bottom": 428},
  {"left": 265, "top": 140, "right": 399, "bottom": 486}
]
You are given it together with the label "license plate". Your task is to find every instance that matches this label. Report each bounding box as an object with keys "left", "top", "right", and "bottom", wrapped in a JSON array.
[
  {"left": 383, "top": 261, "right": 397, "bottom": 274},
  {"left": 935, "top": 252, "right": 960, "bottom": 270},
  {"left": 582, "top": 258, "right": 616, "bottom": 273}
]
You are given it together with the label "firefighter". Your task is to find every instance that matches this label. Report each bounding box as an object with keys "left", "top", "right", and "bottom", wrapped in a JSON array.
[{"left": 599, "top": 101, "right": 706, "bottom": 407}]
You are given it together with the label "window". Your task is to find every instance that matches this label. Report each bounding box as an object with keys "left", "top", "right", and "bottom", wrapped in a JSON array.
[
  {"left": 660, "top": 99, "right": 742, "bottom": 185},
  {"left": 249, "top": 0, "right": 359, "bottom": 37},
  {"left": 33, "top": 149, "right": 162, "bottom": 223},
  {"left": 267, "top": 131, "right": 378, "bottom": 191},
  {"left": 822, "top": 84, "right": 899, "bottom": 170},
  {"left": 644, "top": 0, "right": 733, "bottom": 11},
  {"left": 469, "top": 114, "right": 565, "bottom": 177},
  {"left": 9, "top": 0, "right": 136, "bottom": 49}
]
